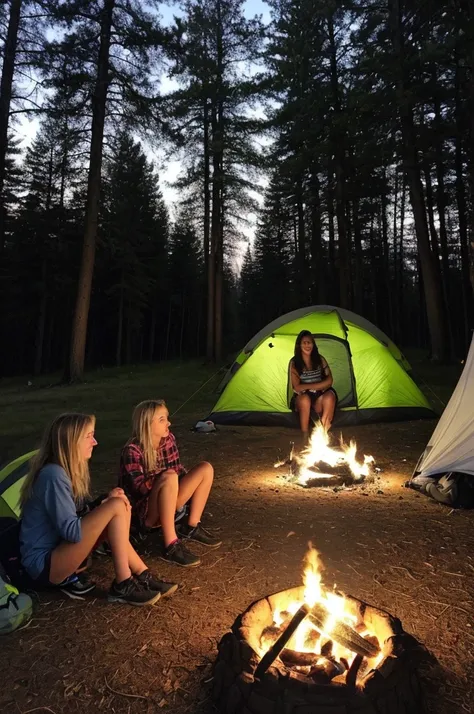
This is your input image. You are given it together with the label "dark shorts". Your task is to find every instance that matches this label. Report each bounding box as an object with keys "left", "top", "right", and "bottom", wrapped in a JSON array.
[
  {"left": 290, "top": 387, "right": 338, "bottom": 412},
  {"left": 33, "top": 527, "right": 107, "bottom": 587},
  {"left": 35, "top": 551, "right": 53, "bottom": 587}
]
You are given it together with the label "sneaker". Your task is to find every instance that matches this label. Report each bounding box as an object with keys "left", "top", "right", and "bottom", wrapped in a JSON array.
[
  {"left": 108, "top": 576, "right": 161, "bottom": 606},
  {"left": 58, "top": 573, "right": 96, "bottom": 600},
  {"left": 136, "top": 570, "right": 178, "bottom": 597},
  {"left": 161, "top": 540, "right": 201, "bottom": 568},
  {"left": 178, "top": 522, "right": 222, "bottom": 548}
]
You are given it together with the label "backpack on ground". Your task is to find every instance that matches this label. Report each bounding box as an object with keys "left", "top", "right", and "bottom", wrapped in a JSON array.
[{"left": 0, "top": 561, "right": 33, "bottom": 634}]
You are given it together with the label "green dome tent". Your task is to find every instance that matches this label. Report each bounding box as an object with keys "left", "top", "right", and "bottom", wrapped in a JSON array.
[
  {"left": 208, "top": 306, "right": 435, "bottom": 427},
  {"left": 0, "top": 451, "right": 36, "bottom": 520}
]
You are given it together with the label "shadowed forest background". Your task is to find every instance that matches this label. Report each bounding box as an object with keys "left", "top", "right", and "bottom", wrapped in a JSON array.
[{"left": 1, "top": 0, "right": 474, "bottom": 380}]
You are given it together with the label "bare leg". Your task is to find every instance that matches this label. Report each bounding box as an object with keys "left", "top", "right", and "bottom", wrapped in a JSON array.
[
  {"left": 295, "top": 393, "right": 311, "bottom": 441},
  {"left": 176, "top": 462, "right": 214, "bottom": 527},
  {"left": 145, "top": 469, "right": 179, "bottom": 547},
  {"left": 127, "top": 541, "right": 148, "bottom": 577},
  {"left": 50, "top": 497, "right": 133, "bottom": 585},
  {"left": 320, "top": 391, "right": 336, "bottom": 430}
]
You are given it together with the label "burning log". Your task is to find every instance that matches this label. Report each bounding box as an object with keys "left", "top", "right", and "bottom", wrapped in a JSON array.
[
  {"left": 280, "top": 648, "right": 320, "bottom": 667},
  {"left": 308, "top": 603, "right": 380, "bottom": 659},
  {"left": 255, "top": 604, "right": 311, "bottom": 678}
]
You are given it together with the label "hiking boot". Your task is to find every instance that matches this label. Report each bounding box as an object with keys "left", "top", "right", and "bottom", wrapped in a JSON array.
[
  {"left": 108, "top": 576, "right": 161, "bottom": 606},
  {"left": 58, "top": 573, "right": 96, "bottom": 600},
  {"left": 136, "top": 569, "right": 178, "bottom": 597},
  {"left": 161, "top": 540, "right": 201, "bottom": 567},
  {"left": 178, "top": 522, "right": 222, "bottom": 548}
]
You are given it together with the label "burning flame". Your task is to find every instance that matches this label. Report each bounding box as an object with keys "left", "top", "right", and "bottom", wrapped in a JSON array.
[
  {"left": 296, "top": 423, "right": 375, "bottom": 485},
  {"left": 264, "top": 543, "right": 383, "bottom": 679}
]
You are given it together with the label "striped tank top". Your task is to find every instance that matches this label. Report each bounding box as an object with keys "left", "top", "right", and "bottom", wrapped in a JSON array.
[{"left": 295, "top": 357, "right": 327, "bottom": 393}]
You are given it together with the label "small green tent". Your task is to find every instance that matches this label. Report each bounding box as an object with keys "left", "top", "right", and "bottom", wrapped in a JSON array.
[
  {"left": 208, "top": 306, "right": 435, "bottom": 427},
  {"left": 0, "top": 452, "right": 36, "bottom": 520}
]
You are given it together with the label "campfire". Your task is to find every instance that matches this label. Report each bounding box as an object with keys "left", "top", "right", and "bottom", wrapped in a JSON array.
[
  {"left": 275, "top": 422, "right": 376, "bottom": 487},
  {"left": 256, "top": 543, "right": 382, "bottom": 685},
  {"left": 213, "top": 543, "right": 430, "bottom": 714}
]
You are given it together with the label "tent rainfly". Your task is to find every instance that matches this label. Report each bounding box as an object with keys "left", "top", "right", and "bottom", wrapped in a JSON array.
[
  {"left": 208, "top": 306, "right": 435, "bottom": 427},
  {"left": 0, "top": 452, "right": 36, "bottom": 520},
  {"left": 413, "top": 336, "right": 474, "bottom": 480}
]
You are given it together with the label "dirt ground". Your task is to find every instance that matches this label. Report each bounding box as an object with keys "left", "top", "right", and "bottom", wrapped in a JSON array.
[{"left": 1, "top": 418, "right": 473, "bottom": 714}]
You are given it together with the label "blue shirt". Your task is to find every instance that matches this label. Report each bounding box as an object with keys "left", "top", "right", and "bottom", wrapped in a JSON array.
[{"left": 20, "top": 464, "right": 82, "bottom": 580}]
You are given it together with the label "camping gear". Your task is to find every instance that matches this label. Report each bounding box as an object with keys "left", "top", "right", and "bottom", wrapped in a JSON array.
[
  {"left": 0, "top": 562, "right": 33, "bottom": 634},
  {"left": 193, "top": 420, "right": 217, "bottom": 433},
  {"left": 0, "top": 451, "right": 37, "bottom": 520},
  {"left": 207, "top": 306, "right": 435, "bottom": 427}
]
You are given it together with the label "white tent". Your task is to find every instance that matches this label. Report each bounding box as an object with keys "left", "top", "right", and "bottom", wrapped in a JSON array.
[{"left": 414, "top": 337, "right": 474, "bottom": 478}]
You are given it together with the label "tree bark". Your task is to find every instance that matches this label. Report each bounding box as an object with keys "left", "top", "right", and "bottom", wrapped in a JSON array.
[
  {"left": 0, "top": 0, "right": 22, "bottom": 254},
  {"left": 327, "top": 14, "right": 351, "bottom": 308},
  {"left": 454, "top": 38, "right": 474, "bottom": 348},
  {"left": 388, "top": 0, "right": 448, "bottom": 361},
  {"left": 309, "top": 168, "right": 324, "bottom": 303},
  {"left": 68, "top": 0, "right": 114, "bottom": 381}
]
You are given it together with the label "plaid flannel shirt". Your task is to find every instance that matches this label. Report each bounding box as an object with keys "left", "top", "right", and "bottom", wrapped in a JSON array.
[{"left": 119, "top": 433, "right": 187, "bottom": 524}]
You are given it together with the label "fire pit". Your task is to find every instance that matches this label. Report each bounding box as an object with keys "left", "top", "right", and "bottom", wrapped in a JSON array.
[
  {"left": 213, "top": 546, "right": 428, "bottom": 713},
  {"left": 275, "top": 424, "right": 377, "bottom": 488}
]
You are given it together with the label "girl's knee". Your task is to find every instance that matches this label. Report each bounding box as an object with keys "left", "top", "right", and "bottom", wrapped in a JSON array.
[
  {"left": 296, "top": 394, "right": 310, "bottom": 410},
  {"left": 106, "top": 495, "right": 128, "bottom": 513},
  {"left": 201, "top": 461, "right": 214, "bottom": 480},
  {"left": 159, "top": 469, "right": 179, "bottom": 487}
]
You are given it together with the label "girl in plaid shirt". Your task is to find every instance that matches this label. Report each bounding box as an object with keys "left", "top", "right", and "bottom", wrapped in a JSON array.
[{"left": 119, "top": 400, "right": 221, "bottom": 568}]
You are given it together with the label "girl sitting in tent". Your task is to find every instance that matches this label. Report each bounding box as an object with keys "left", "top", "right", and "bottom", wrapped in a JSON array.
[
  {"left": 119, "top": 400, "right": 221, "bottom": 569},
  {"left": 290, "top": 330, "right": 337, "bottom": 441},
  {"left": 20, "top": 413, "right": 176, "bottom": 605}
]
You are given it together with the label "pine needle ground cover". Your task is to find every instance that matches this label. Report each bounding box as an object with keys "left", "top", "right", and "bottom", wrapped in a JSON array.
[{"left": 0, "top": 360, "right": 472, "bottom": 714}]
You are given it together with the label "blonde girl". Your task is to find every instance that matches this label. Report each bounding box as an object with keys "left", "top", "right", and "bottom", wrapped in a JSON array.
[
  {"left": 20, "top": 413, "right": 176, "bottom": 604},
  {"left": 120, "top": 400, "right": 221, "bottom": 568}
]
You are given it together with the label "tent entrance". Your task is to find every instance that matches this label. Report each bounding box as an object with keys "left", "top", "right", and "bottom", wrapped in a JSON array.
[{"left": 287, "top": 334, "right": 357, "bottom": 409}]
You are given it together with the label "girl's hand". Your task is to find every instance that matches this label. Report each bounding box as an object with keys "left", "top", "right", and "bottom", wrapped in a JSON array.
[{"left": 106, "top": 487, "right": 131, "bottom": 510}]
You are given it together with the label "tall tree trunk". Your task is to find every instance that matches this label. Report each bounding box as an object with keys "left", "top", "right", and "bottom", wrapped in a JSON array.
[
  {"left": 369, "top": 212, "right": 377, "bottom": 324},
  {"left": 116, "top": 276, "right": 124, "bottom": 367},
  {"left": 388, "top": 0, "right": 448, "bottom": 361},
  {"left": 68, "top": 0, "right": 114, "bottom": 381},
  {"left": 34, "top": 260, "right": 47, "bottom": 376},
  {"left": 327, "top": 14, "right": 351, "bottom": 308},
  {"left": 326, "top": 163, "right": 337, "bottom": 304},
  {"left": 454, "top": 46, "right": 474, "bottom": 349},
  {"left": 179, "top": 297, "right": 186, "bottom": 360},
  {"left": 34, "top": 147, "right": 54, "bottom": 375},
  {"left": 209, "top": 0, "right": 224, "bottom": 362},
  {"left": 0, "top": 0, "right": 22, "bottom": 254},
  {"left": 381, "top": 172, "right": 394, "bottom": 336},
  {"left": 309, "top": 169, "right": 324, "bottom": 303},
  {"left": 296, "top": 178, "right": 307, "bottom": 302}
]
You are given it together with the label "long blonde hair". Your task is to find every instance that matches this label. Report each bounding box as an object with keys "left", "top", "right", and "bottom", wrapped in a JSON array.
[
  {"left": 20, "top": 413, "right": 95, "bottom": 509},
  {"left": 131, "top": 399, "right": 166, "bottom": 474}
]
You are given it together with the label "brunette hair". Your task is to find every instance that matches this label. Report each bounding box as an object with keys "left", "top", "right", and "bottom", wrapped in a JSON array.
[{"left": 293, "top": 330, "right": 322, "bottom": 374}]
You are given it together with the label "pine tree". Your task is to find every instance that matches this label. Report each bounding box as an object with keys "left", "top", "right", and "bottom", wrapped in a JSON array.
[
  {"left": 40, "top": 0, "right": 164, "bottom": 379},
  {"left": 99, "top": 133, "right": 169, "bottom": 366},
  {"left": 165, "top": 0, "right": 265, "bottom": 361}
]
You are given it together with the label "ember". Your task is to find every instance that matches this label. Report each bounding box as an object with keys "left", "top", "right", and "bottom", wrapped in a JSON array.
[{"left": 276, "top": 422, "right": 376, "bottom": 487}]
